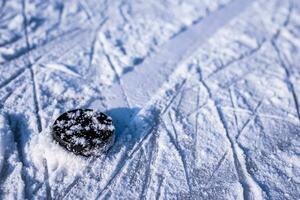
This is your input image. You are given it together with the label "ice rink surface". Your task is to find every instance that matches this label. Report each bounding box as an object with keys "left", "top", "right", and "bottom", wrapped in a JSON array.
[{"left": 0, "top": 0, "right": 300, "bottom": 199}]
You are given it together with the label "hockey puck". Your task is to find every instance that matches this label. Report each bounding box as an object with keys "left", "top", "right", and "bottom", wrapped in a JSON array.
[{"left": 52, "top": 109, "right": 115, "bottom": 156}]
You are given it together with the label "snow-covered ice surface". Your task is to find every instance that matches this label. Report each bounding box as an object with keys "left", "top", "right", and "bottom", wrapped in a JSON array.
[{"left": 0, "top": 0, "right": 300, "bottom": 199}]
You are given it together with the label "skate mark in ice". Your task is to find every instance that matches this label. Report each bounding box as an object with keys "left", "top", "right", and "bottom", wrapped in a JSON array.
[
  {"left": 21, "top": 0, "right": 30, "bottom": 55},
  {"left": 0, "top": 27, "right": 89, "bottom": 107},
  {"left": 0, "top": 26, "right": 81, "bottom": 72},
  {"left": 271, "top": 1, "right": 300, "bottom": 122},
  {"left": 235, "top": 100, "right": 263, "bottom": 140},
  {"left": 46, "top": 1, "right": 64, "bottom": 32},
  {"left": 78, "top": 1, "right": 93, "bottom": 25},
  {"left": 0, "top": 90, "right": 13, "bottom": 108},
  {"left": 207, "top": 2, "right": 295, "bottom": 90},
  {"left": 99, "top": 79, "right": 184, "bottom": 179},
  {"left": 155, "top": 174, "right": 164, "bottom": 200},
  {"left": 31, "top": 182, "right": 44, "bottom": 197},
  {"left": 118, "top": 1, "right": 130, "bottom": 28},
  {"left": 161, "top": 80, "right": 186, "bottom": 115},
  {"left": 28, "top": 68, "right": 42, "bottom": 132},
  {"left": 126, "top": 81, "right": 186, "bottom": 162},
  {"left": 41, "top": 63, "right": 81, "bottom": 78},
  {"left": 139, "top": 130, "right": 158, "bottom": 200},
  {"left": 199, "top": 73, "right": 255, "bottom": 199},
  {"left": 102, "top": 46, "right": 131, "bottom": 107},
  {"left": 221, "top": 99, "right": 299, "bottom": 125},
  {"left": 194, "top": 87, "right": 201, "bottom": 160},
  {"left": 0, "top": 78, "right": 29, "bottom": 111},
  {"left": 186, "top": 101, "right": 208, "bottom": 118},
  {"left": 271, "top": 41, "right": 300, "bottom": 122},
  {"left": 88, "top": 17, "right": 108, "bottom": 68},
  {"left": 1, "top": 25, "right": 82, "bottom": 66},
  {"left": 229, "top": 88, "right": 266, "bottom": 199},
  {"left": 93, "top": 113, "right": 160, "bottom": 199},
  {"left": 161, "top": 119, "right": 192, "bottom": 196},
  {"left": 43, "top": 158, "right": 52, "bottom": 200},
  {"left": 205, "top": 151, "right": 228, "bottom": 187},
  {"left": 228, "top": 87, "right": 264, "bottom": 141},
  {"left": 174, "top": 88, "right": 185, "bottom": 111},
  {"left": 79, "top": 0, "right": 109, "bottom": 26},
  {"left": 56, "top": 175, "right": 83, "bottom": 200},
  {"left": 234, "top": 89, "right": 267, "bottom": 137},
  {"left": 128, "top": 149, "right": 144, "bottom": 187},
  {"left": 0, "top": 67, "right": 27, "bottom": 90},
  {"left": 207, "top": 39, "right": 266, "bottom": 79},
  {"left": 215, "top": 103, "right": 252, "bottom": 199},
  {"left": 21, "top": 0, "right": 42, "bottom": 133},
  {"left": 0, "top": 44, "right": 36, "bottom": 63},
  {"left": 0, "top": 33, "right": 22, "bottom": 48},
  {"left": 272, "top": 2, "right": 300, "bottom": 121},
  {"left": 235, "top": 93, "right": 279, "bottom": 199},
  {"left": 272, "top": 162, "right": 299, "bottom": 188},
  {"left": 0, "top": 157, "right": 12, "bottom": 196}
]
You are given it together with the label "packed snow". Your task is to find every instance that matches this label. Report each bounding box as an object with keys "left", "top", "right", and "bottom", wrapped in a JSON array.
[{"left": 0, "top": 0, "right": 300, "bottom": 199}]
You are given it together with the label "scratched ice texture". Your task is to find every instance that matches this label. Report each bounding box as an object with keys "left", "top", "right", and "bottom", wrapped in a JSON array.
[{"left": 0, "top": 0, "right": 299, "bottom": 199}]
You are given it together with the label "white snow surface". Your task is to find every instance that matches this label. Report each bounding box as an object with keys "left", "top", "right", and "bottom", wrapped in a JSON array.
[{"left": 0, "top": 0, "right": 300, "bottom": 199}]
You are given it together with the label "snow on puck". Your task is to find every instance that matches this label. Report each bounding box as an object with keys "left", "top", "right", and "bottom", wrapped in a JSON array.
[{"left": 52, "top": 109, "right": 115, "bottom": 156}]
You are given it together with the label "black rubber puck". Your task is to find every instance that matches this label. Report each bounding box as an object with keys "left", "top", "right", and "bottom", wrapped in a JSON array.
[{"left": 52, "top": 109, "right": 115, "bottom": 156}]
